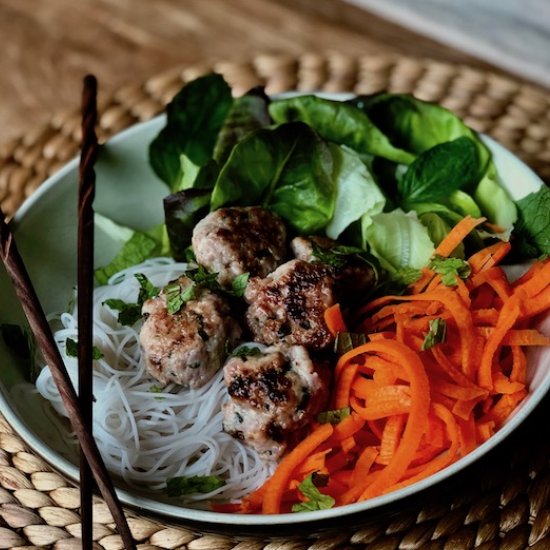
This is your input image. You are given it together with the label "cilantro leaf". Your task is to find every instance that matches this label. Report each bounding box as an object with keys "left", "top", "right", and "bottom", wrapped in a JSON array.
[
  {"left": 428, "top": 256, "right": 471, "bottom": 286},
  {"left": 422, "top": 318, "right": 447, "bottom": 350},
  {"left": 166, "top": 475, "right": 225, "bottom": 496},
  {"left": 65, "top": 337, "right": 104, "bottom": 360},
  {"left": 317, "top": 407, "right": 351, "bottom": 425},
  {"left": 291, "top": 473, "right": 335, "bottom": 512}
]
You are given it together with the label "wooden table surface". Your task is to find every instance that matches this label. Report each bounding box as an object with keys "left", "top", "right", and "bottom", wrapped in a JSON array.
[{"left": 0, "top": 0, "right": 506, "bottom": 145}]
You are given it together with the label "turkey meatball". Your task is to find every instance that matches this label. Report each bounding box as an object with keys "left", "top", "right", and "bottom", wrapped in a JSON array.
[
  {"left": 291, "top": 235, "right": 377, "bottom": 303},
  {"left": 192, "top": 206, "right": 287, "bottom": 287},
  {"left": 139, "top": 276, "right": 241, "bottom": 389},
  {"left": 244, "top": 259, "right": 336, "bottom": 350},
  {"left": 222, "top": 344, "right": 330, "bottom": 459}
]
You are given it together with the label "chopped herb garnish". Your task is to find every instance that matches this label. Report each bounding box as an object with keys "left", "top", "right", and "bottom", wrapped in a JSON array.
[
  {"left": 166, "top": 475, "right": 225, "bottom": 496},
  {"left": 291, "top": 473, "right": 335, "bottom": 512},
  {"left": 149, "top": 384, "right": 165, "bottom": 400},
  {"left": 392, "top": 266, "right": 423, "bottom": 286},
  {"left": 164, "top": 280, "right": 196, "bottom": 314},
  {"left": 65, "top": 337, "right": 104, "bottom": 360},
  {"left": 317, "top": 407, "right": 351, "bottom": 425},
  {"left": 186, "top": 264, "right": 220, "bottom": 291},
  {"left": 228, "top": 272, "right": 249, "bottom": 297},
  {"left": 103, "top": 298, "right": 143, "bottom": 326},
  {"left": 103, "top": 273, "right": 159, "bottom": 325},
  {"left": 229, "top": 345, "right": 264, "bottom": 359},
  {"left": 334, "top": 332, "right": 367, "bottom": 355},
  {"left": 428, "top": 256, "right": 471, "bottom": 286},
  {"left": 312, "top": 242, "right": 377, "bottom": 271},
  {"left": 135, "top": 273, "right": 160, "bottom": 303},
  {"left": 422, "top": 317, "right": 447, "bottom": 350}
]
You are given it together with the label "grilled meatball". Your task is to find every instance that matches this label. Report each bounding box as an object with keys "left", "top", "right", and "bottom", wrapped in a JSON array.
[
  {"left": 192, "top": 206, "right": 287, "bottom": 287},
  {"left": 244, "top": 259, "right": 336, "bottom": 350},
  {"left": 139, "top": 276, "right": 241, "bottom": 388},
  {"left": 222, "top": 344, "right": 330, "bottom": 459},
  {"left": 291, "top": 235, "right": 377, "bottom": 303}
]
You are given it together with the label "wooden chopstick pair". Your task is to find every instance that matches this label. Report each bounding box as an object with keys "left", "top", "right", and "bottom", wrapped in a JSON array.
[{"left": 0, "top": 76, "right": 136, "bottom": 550}]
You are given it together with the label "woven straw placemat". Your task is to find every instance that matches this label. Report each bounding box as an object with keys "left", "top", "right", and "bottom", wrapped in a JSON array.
[{"left": 0, "top": 52, "right": 549, "bottom": 549}]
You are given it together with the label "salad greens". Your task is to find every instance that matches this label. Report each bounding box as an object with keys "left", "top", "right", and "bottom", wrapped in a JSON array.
[{"left": 96, "top": 73, "right": 549, "bottom": 285}]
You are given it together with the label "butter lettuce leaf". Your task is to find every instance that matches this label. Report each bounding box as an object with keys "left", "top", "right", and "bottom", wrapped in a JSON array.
[
  {"left": 363, "top": 209, "right": 434, "bottom": 273},
  {"left": 326, "top": 145, "right": 386, "bottom": 239}
]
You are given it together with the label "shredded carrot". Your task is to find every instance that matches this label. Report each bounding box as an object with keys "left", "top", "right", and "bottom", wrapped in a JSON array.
[
  {"left": 262, "top": 423, "right": 334, "bottom": 514},
  {"left": 234, "top": 221, "right": 550, "bottom": 516},
  {"left": 433, "top": 215, "right": 486, "bottom": 258},
  {"left": 324, "top": 303, "right": 347, "bottom": 337}
]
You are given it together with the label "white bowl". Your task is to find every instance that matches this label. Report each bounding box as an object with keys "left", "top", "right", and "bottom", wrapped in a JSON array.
[{"left": 0, "top": 102, "right": 548, "bottom": 534}]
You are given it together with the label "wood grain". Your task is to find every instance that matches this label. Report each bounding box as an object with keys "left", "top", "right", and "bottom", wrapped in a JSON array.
[{"left": 0, "top": 0, "right": 497, "bottom": 144}]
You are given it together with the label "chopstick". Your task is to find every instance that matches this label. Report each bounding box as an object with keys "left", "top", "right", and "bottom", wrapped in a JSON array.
[
  {"left": 0, "top": 112, "right": 136, "bottom": 550},
  {"left": 78, "top": 74, "right": 98, "bottom": 549}
]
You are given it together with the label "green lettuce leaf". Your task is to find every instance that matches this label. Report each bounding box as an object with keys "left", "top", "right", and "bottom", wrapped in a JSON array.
[
  {"left": 269, "top": 95, "right": 414, "bottom": 164},
  {"left": 149, "top": 74, "right": 233, "bottom": 191},
  {"left": 326, "top": 145, "right": 386, "bottom": 239},
  {"left": 211, "top": 122, "right": 337, "bottom": 233},
  {"left": 350, "top": 93, "right": 491, "bottom": 182},
  {"left": 473, "top": 163, "right": 517, "bottom": 229},
  {"left": 363, "top": 209, "right": 435, "bottom": 273}
]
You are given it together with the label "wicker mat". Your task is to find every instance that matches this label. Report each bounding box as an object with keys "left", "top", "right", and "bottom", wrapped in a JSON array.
[{"left": 0, "top": 52, "right": 549, "bottom": 549}]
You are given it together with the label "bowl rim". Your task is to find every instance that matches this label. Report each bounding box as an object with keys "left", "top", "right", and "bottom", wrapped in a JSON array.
[{"left": 3, "top": 97, "right": 550, "bottom": 527}]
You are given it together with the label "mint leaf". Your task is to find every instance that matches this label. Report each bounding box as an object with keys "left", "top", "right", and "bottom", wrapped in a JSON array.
[
  {"left": 164, "top": 280, "right": 196, "bottom": 314},
  {"left": 399, "top": 137, "right": 480, "bottom": 205},
  {"left": 135, "top": 273, "right": 159, "bottom": 303},
  {"left": 166, "top": 475, "right": 224, "bottom": 496},
  {"left": 292, "top": 473, "right": 335, "bottom": 512},
  {"left": 422, "top": 318, "right": 447, "bottom": 350},
  {"left": 513, "top": 185, "right": 550, "bottom": 259},
  {"left": 103, "top": 274, "right": 159, "bottom": 326},
  {"left": 65, "top": 337, "right": 104, "bottom": 360},
  {"left": 317, "top": 407, "right": 351, "bottom": 425},
  {"left": 228, "top": 273, "right": 249, "bottom": 297},
  {"left": 428, "top": 256, "right": 471, "bottom": 286},
  {"left": 103, "top": 299, "right": 143, "bottom": 326}
]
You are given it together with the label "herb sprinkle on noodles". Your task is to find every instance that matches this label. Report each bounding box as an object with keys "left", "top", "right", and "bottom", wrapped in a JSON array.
[{"left": 35, "top": 258, "right": 273, "bottom": 502}]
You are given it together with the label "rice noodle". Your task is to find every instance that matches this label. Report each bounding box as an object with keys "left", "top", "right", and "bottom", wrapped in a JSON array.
[{"left": 35, "top": 257, "right": 273, "bottom": 502}]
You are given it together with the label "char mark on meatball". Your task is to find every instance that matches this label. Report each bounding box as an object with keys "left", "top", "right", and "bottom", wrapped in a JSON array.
[
  {"left": 291, "top": 235, "right": 378, "bottom": 305},
  {"left": 244, "top": 259, "right": 336, "bottom": 350},
  {"left": 192, "top": 206, "right": 288, "bottom": 288},
  {"left": 222, "top": 344, "right": 330, "bottom": 459}
]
